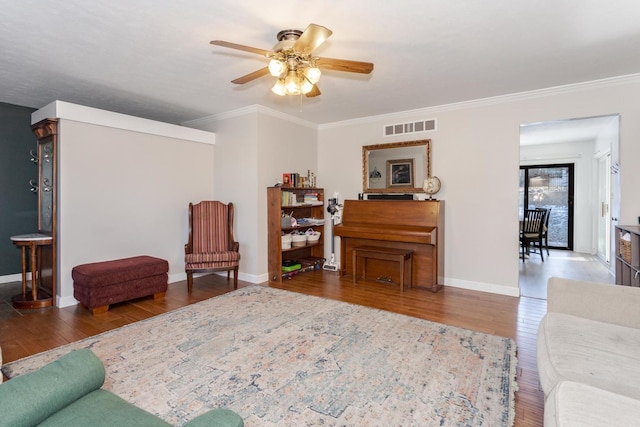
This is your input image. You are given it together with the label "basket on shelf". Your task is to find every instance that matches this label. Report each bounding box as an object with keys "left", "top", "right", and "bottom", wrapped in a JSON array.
[
  {"left": 291, "top": 233, "right": 307, "bottom": 247},
  {"left": 306, "top": 229, "right": 321, "bottom": 244},
  {"left": 620, "top": 237, "right": 632, "bottom": 263},
  {"left": 281, "top": 212, "right": 294, "bottom": 228},
  {"left": 281, "top": 234, "right": 292, "bottom": 250}
]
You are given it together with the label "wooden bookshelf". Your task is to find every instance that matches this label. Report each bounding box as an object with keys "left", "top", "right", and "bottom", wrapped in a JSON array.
[{"left": 267, "top": 187, "right": 325, "bottom": 283}]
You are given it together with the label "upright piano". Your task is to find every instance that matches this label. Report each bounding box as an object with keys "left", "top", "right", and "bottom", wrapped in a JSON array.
[{"left": 333, "top": 199, "right": 444, "bottom": 292}]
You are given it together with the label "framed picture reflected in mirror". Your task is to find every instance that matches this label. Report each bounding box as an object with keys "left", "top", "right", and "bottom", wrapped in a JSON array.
[{"left": 387, "top": 158, "right": 414, "bottom": 187}]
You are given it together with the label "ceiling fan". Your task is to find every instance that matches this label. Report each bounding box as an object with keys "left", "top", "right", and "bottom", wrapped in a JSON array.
[{"left": 210, "top": 24, "right": 374, "bottom": 98}]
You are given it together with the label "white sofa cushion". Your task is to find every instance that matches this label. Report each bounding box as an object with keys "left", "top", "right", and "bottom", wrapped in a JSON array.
[
  {"left": 538, "top": 312, "right": 640, "bottom": 399},
  {"left": 545, "top": 381, "right": 640, "bottom": 427},
  {"left": 547, "top": 277, "right": 640, "bottom": 329}
]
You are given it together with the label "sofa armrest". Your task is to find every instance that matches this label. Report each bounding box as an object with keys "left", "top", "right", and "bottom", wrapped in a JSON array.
[
  {"left": 0, "top": 348, "right": 105, "bottom": 426},
  {"left": 184, "top": 409, "right": 244, "bottom": 427},
  {"left": 547, "top": 277, "right": 640, "bottom": 328}
]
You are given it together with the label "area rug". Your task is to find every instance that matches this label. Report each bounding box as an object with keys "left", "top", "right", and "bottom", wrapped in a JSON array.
[{"left": 3, "top": 285, "right": 517, "bottom": 426}]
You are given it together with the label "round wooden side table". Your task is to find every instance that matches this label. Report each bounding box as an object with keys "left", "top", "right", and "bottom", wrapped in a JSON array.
[{"left": 10, "top": 233, "right": 54, "bottom": 309}]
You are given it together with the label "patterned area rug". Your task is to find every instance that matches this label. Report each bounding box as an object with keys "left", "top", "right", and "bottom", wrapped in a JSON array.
[{"left": 3, "top": 286, "right": 517, "bottom": 426}]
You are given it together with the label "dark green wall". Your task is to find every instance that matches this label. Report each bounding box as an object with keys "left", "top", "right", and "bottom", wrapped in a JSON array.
[{"left": 0, "top": 102, "right": 38, "bottom": 276}]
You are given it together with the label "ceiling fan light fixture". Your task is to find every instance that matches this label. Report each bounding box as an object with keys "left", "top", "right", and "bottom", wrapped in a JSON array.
[
  {"left": 300, "top": 76, "right": 314, "bottom": 94},
  {"left": 284, "top": 70, "right": 301, "bottom": 95},
  {"left": 268, "top": 59, "right": 285, "bottom": 77},
  {"left": 211, "top": 23, "right": 374, "bottom": 98},
  {"left": 304, "top": 67, "right": 321, "bottom": 84},
  {"left": 271, "top": 79, "right": 286, "bottom": 96}
]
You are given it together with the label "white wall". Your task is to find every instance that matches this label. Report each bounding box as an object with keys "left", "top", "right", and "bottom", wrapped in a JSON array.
[
  {"left": 594, "top": 118, "right": 621, "bottom": 266},
  {"left": 196, "top": 112, "right": 260, "bottom": 280},
  {"left": 31, "top": 77, "right": 640, "bottom": 302},
  {"left": 184, "top": 106, "right": 317, "bottom": 282},
  {"left": 55, "top": 119, "right": 215, "bottom": 307},
  {"left": 318, "top": 76, "right": 640, "bottom": 297}
]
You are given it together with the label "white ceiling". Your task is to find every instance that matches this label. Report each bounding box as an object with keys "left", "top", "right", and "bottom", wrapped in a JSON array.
[
  {"left": 520, "top": 115, "right": 620, "bottom": 146},
  {"left": 1, "top": 1, "right": 639, "bottom": 126}
]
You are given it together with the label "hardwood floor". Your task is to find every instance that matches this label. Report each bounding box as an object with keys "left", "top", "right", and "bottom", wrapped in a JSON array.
[
  {"left": 0, "top": 272, "right": 545, "bottom": 426},
  {"left": 519, "top": 249, "right": 614, "bottom": 299}
]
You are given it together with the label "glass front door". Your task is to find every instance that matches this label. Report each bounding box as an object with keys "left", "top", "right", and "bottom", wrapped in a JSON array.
[{"left": 519, "top": 164, "right": 574, "bottom": 250}]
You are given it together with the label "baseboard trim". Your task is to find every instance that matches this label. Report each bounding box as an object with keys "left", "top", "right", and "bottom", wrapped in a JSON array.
[
  {"left": 0, "top": 273, "right": 27, "bottom": 284},
  {"left": 169, "top": 271, "right": 265, "bottom": 284},
  {"left": 445, "top": 277, "right": 521, "bottom": 297},
  {"left": 57, "top": 295, "right": 78, "bottom": 308}
]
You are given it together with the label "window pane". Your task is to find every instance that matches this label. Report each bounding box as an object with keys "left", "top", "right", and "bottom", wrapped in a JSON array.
[{"left": 527, "top": 167, "right": 569, "bottom": 247}]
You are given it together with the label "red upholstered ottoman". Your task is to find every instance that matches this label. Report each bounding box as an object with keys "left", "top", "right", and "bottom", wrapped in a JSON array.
[{"left": 72, "top": 256, "right": 168, "bottom": 315}]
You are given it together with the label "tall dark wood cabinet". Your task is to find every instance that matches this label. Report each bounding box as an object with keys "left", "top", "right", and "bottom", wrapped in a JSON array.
[
  {"left": 32, "top": 118, "right": 58, "bottom": 305},
  {"left": 267, "top": 187, "right": 325, "bottom": 284}
]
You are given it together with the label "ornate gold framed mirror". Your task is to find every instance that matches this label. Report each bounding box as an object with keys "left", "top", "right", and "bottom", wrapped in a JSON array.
[{"left": 362, "top": 139, "right": 431, "bottom": 193}]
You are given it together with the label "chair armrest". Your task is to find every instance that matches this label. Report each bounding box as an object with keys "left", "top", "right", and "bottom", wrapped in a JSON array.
[{"left": 547, "top": 277, "right": 640, "bottom": 328}]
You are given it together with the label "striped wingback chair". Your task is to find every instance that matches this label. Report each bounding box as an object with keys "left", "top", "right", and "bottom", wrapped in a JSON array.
[{"left": 185, "top": 201, "right": 240, "bottom": 293}]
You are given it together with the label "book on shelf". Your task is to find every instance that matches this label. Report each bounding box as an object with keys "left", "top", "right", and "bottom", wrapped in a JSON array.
[
  {"left": 281, "top": 263, "right": 301, "bottom": 272},
  {"left": 282, "top": 173, "right": 292, "bottom": 188},
  {"left": 281, "top": 191, "right": 299, "bottom": 206},
  {"left": 283, "top": 173, "right": 301, "bottom": 188},
  {"left": 282, "top": 172, "right": 316, "bottom": 189},
  {"left": 303, "top": 192, "right": 319, "bottom": 204}
]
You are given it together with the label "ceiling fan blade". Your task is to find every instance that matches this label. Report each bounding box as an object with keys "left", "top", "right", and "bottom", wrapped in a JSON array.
[
  {"left": 305, "top": 84, "right": 321, "bottom": 98},
  {"left": 210, "top": 40, "right": 271, "bottom": 57},
  {"left": 316, "top": 57, "right": 374, "bottom": 74},
  {"left": 293, "top": 24, "right": 333, "bottom": 54},
  {"left": 231, "top": 67, "right": 270, "bottom": 84}
]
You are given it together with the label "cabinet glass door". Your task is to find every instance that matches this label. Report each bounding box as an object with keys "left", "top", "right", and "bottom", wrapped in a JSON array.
[{"left": 38, "top": 139, "right": 54, "bottom": 232}]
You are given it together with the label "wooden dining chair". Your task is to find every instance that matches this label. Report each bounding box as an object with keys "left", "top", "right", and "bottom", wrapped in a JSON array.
[
  {"left": 520, "top": 209, "right": 546, "bottom": 262},
  {"left": 184, "top": 201, "right": 240, "bottom": 293},
  {"left": 536, "top": 207, "right": 552, "bottom": 255}
]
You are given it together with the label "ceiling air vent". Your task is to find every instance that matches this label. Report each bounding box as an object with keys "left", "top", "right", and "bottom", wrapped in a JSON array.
[{"left": 384, "top": 119, "right": 437, "bottom": 137}]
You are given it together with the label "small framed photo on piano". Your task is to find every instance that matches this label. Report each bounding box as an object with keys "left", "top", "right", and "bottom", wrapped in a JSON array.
[{"left": 387, "top": 159, "right": 414, "bottom": 187}]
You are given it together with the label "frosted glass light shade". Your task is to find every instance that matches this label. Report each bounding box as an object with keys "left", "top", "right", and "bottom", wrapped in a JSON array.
[
  {"left": 268, "top": 59, "right": 285, "bottom": 77},
  {"left": 304, "top": 67, "right": 321, "bottom": 84},
  {"left": 284, "top": 70, "right": 301, "bottom": 95},
  {"left": 271, "top": 79, "right": 286, "bottom": 96},
  {"left": 301, "top": 78, "right": 313, "bottom": 94}
]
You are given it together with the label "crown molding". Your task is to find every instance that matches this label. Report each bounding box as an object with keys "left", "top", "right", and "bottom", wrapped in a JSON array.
[
  {"left": 32, "top": 100, "right": 216, "bottom": 145},
  {"left": 318, "top": 73, "right": 640, "bottom": 131},
  {"left": 183, "top": 104, "right": 317, "bottom": 130}
]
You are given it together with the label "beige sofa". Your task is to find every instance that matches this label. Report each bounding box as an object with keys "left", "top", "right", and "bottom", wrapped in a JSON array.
[{"left": 537, "top": 277, "right": 640, "bottom": 426}]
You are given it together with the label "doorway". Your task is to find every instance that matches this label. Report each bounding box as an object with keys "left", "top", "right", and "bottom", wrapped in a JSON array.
[
  {"left": 518, "top": 114, "right": 620, "bottom": 299},
  {"left": 519, "top": 164, "right": 574, "bottom": 250}
]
